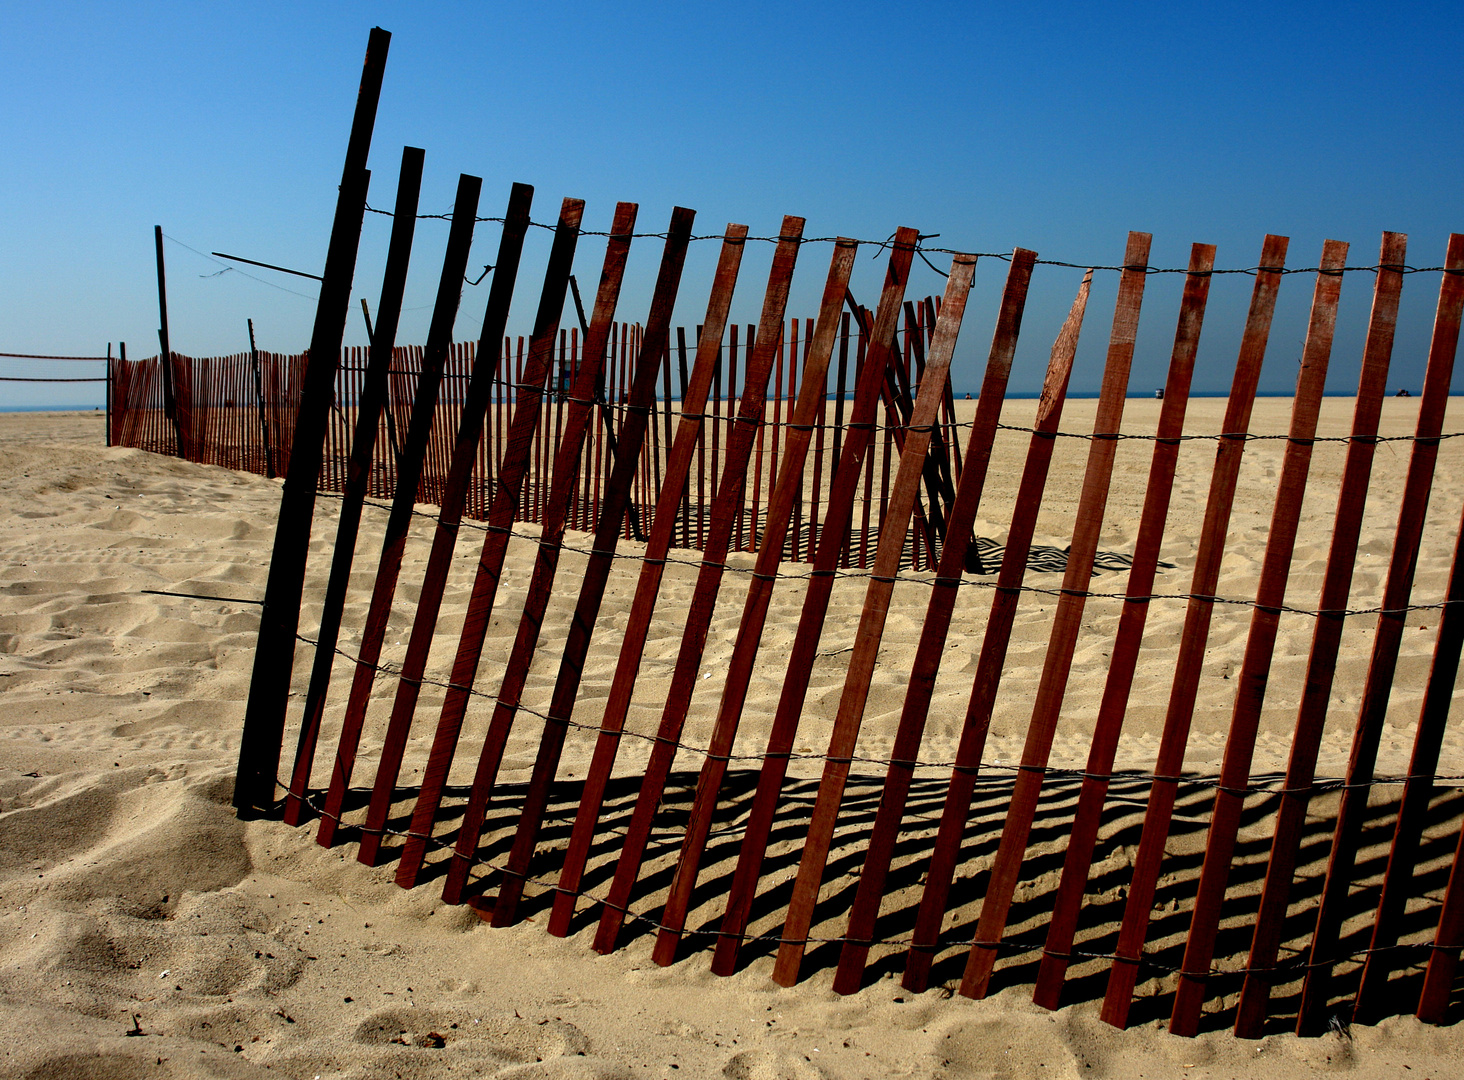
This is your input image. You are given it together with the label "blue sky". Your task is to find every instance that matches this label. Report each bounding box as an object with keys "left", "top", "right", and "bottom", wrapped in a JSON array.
[{"left": 3, "top": 1, "right": 1462, "bottom": 406}]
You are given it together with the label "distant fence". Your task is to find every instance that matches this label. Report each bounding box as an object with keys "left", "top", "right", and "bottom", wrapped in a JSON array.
[{"left": 109, "top": 303, "right": 959, "bottom": 569}]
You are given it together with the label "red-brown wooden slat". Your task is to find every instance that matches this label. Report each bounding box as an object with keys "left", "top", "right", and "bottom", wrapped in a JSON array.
[
  {"left": 669, "top": 231, "right": 921, "bottom": 972},
  {"left": 349, "top": 197, "right": 585, "bottom": 866},
  {"left": 388, "top": 201, "right": 635, "bottom": 887},
  {"left": 1298, "top": 248, "right": 1460, "bottom": 1034},
  {"left": 836, "top": 263, "right": 1080, "bottom": 994},
  {"left": 974, "top": 240, "right": 1208, "bottom": 996},
  {"left": 832, "top": 313, "right": 850, "bottom": 540},
  {"left": 773, "top": 323, "right": 788, "bottom": 548},
  {"left": 879, "top": 377, "right": 894, "bottom": 559},
  {"left": 1016, "top": 243, "right": 1214, "bottom": 1006},
  {"left": 486, "top": 212, "right": 696, "bottom": 924},
  {"left": 650, "top": 339, "right": 664, "bottom": 526},
  {"left": 903, "top": 233, "right": 1151, "bottom": 995},
  {"left": 1097, "top": 240, "right": 1296, "bottom": 1029},
  {"left": 1036, "top": 236, "right": 1288, "bottom": 1009},
  {"left": 586, "top": 218, "right": 808, "bottom": 953},
  {"left": 1414, "top": 501, "right": 1464, "bottom": 1022},
  {"left": 592, "top": 331, "right": 605, "bottom": 532},
  {"left": 313, "top": 174, "right": 485, "bottom": 846},
  {"left": 638, "top": 240, "right": 859, "bottom": 964},
  {"left": 768, "top": 252, "right": 983, "bottom": 986},
  {"left": 902, "top": 300, "right": 946, "bottom": 566},
  {"left": 1158, "top": 238, "right": 1350, "bottom": 1036},
  {"left": 1353, "top": 236, "right": 1464, "bottom": 1019},
  {"left": 1226, "top": 233, "right": 1407, "bottom": 1035},
  {"left": 961, "top": 236, "right": 1172, "bottom": 1001},
  {"left": 544, "top": 226, "right": 749, "bottom": 936},
  {"left": 282, "top": 147, "right": 428, "bottom": 826}
]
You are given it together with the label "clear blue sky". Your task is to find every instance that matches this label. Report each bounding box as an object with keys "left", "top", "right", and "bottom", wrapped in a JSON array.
[{"left": 4, "top": 0, "right": 1462, "bottom": 407}]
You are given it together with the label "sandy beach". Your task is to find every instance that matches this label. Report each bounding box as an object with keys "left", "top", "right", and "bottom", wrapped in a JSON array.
[{"left": 4, "top": 399, "right": 1464, "bottom": 1079}]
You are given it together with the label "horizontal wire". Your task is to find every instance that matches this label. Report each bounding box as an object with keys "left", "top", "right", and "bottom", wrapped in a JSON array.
[
  {"left": 582, "top": 402, "right": 1462, "bottom": 445},
  {"left": 0, "top": 376, "right": 108, "bottom": 383},
  {"left": 0, "top": 352, "right": 111, "bottom": 361},
  {"left": 360, "top": 205, "right": 1459, "bottom": 277},
  {"left": 327, "top": 492, "right": 1460, "bottom": 620},
  {"left": 286, "top": 626, "right": 1464, "bottom": 795}
]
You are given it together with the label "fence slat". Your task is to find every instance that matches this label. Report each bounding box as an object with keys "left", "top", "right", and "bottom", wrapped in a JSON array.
[
  {"left": 848, "top": 262, "right": 1080, "bottom": 996},
  {"left": 644, "top": 240, "right": 860, "bottom": 965},
  {"left": 1095, "top": 238, "right": 1292, "bottom": 1027},
  {"left": 959, "top": 234, "right": 1163, "bottom": 1001},
  {"left": 392, "top": 204, "right": 627, "bottom": 888},
  {"left": 1228, "top": 232, "right": 1407, "bottom": 1035},
  {"left": 1157, "top": 238, "right": 1350, "bottom": 1036},
  {"left": 589, "top": 218, "right": 807, "bottom": 954},
  {"left": 313, "top": 173, "right": 484, "bottom": 846},
  {"left": 342, "top": 193, "right": 579, "bottom": 896},
  {"left": 1415, "top": 503, "right": 1464, "bottom": 1021},
  {"left": 770, "top": 253, "right": 980, "bottom": 986},
  {"left": 545, "top": 226, "right": 749, "bottom": 936},
  {"left": 487, "top": 207, "right": 697, "bottom": 926},
  {"left": 281, "top": 146, "right": 427, "bottom": 827},
  {"left": 1353, "top": 235, "right": 1464, "bottom": 1019}
]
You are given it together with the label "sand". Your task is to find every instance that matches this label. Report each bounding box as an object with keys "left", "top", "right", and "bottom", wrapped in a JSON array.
[{"left": 4, "top": 401, "right": 1464, "bottom": 1079}]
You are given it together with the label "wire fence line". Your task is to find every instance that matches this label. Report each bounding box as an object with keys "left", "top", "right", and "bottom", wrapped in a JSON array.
[
  {"left": 321, "top": 490, "right": 1459, "bottom": 622},
  {"left": 359, "top": 204, "right": 1463, "bottom": 278}
]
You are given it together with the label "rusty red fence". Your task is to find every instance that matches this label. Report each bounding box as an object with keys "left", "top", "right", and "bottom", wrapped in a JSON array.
[{"left": 200, "top": 208, "right": 1464, "bottom": 1040}]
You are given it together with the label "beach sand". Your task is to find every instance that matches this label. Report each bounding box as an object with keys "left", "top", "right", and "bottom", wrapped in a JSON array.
[{"left": 4, "top": 401, "right": 1464, "bottom": 1079}]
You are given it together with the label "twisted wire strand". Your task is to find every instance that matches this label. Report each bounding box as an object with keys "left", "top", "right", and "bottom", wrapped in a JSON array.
[
  {"left": 360, "top": 205, "right": 1459, "bottom": 278},
  {"left": 278, "top": 624, "right": 1464, "bottom": 794},
  {"left": 321, "top": 493, "right": 1461, "bottom": 621}
]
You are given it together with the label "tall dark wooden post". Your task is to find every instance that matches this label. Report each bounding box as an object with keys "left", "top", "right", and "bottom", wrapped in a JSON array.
[
  {"left": 153, "top": 225, "right": 184, "bottom": 457},
  {"left": 233, "top": 26, "right": 391, "bottom": 815}
]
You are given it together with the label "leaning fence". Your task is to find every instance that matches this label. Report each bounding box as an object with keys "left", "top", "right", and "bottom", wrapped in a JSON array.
[{"left": 208, "top": 207, "right": 1464, "bottom": 1039}]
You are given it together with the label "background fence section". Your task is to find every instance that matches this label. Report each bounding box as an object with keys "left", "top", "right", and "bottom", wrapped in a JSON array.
[{"left": 108, "top": 309, "right": 959, "bottom": 568}]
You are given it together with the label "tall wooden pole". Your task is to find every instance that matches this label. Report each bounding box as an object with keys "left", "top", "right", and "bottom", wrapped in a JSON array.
[
  {"left": 233, "top": 26, "right": 390, "bottom": 815},
  {"left": 154, "top": 225, "right": 184, "bottom": 457}
]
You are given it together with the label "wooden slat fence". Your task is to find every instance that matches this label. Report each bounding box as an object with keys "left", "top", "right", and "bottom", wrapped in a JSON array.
[{"left": 209, "top": 210, "right": 1464, "bottom": 1040}]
